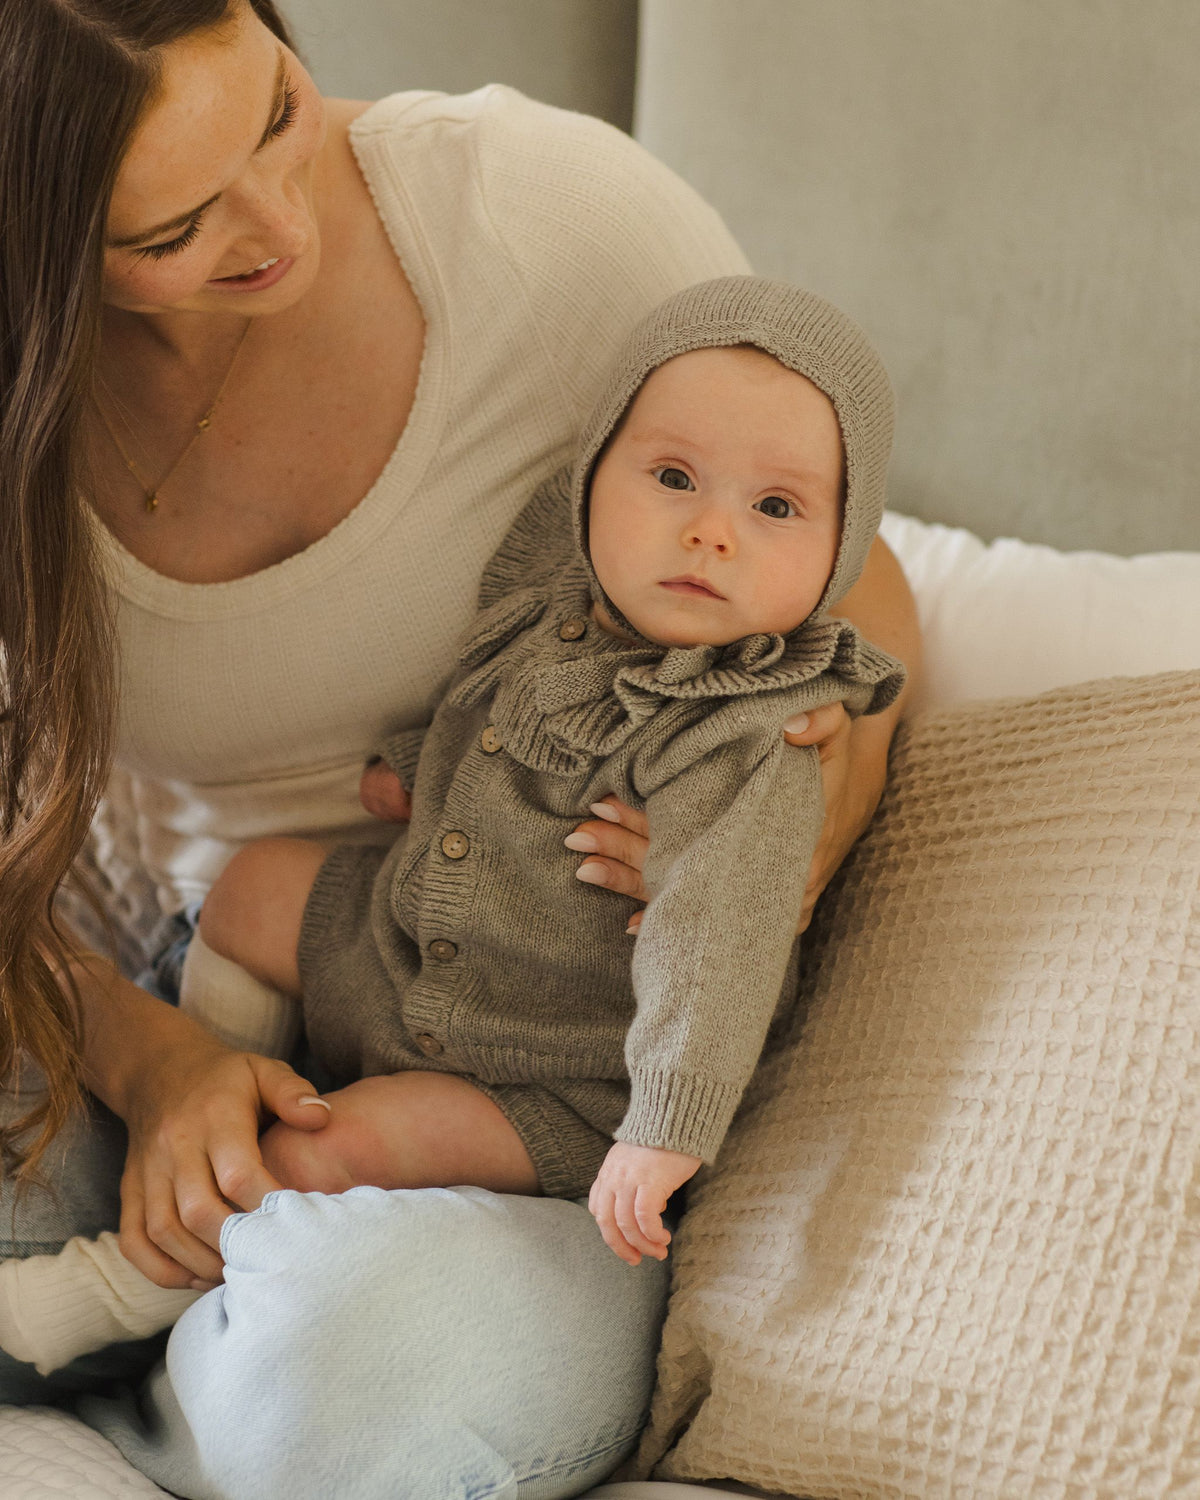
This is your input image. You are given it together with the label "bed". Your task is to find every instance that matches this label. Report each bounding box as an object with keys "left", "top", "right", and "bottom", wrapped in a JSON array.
[{"left": 3, "top": 2, "right": 1198, "bottom": 1495}]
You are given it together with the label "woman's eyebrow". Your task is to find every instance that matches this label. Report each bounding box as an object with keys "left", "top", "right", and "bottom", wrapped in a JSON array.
[{"left": 107, "top": 50, "right": 288, "bottom": 249}]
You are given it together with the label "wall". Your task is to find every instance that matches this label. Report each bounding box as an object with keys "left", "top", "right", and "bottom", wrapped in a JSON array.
[
  {"left": 637, "top": 0, "right": 1200, "bottom": 553},
  {"left": 281, "top": 0, "right": 637, "bottom": 131}
]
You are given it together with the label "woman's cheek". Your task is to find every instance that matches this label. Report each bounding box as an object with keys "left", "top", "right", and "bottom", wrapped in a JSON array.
[{"left": 103, "top": 251, "right": 221, "bottom": 311}]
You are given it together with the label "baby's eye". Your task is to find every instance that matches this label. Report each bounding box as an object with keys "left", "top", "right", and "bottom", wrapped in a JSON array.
[
  {"left": 755, "top": 495, "right": 796, "bottom": 519},
  {"left": 654, "top": 466, "right": 693, "bottom": 491}
]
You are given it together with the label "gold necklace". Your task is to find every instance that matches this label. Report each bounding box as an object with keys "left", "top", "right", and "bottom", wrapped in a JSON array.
[{"left": 95, "top": 319, "right": 253, "bottom": 513}]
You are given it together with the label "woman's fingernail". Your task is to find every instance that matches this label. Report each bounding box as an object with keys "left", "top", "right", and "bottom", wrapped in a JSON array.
[
  {"left": 783, "top": 713, "right": 810, "bottom": 735},
  {"left": 589, "top": 801, "right": 621, "bottom": 823},
  {"left": 625, "top": 923, "right": 638, "bottom": 936},
  {"left": 575, "top": 861, "right": 608, "bottom": 886},
  {"left": 564, "top": 831, "right": 599, "bottom": 853},
  {"left": 298, "top": 1095, "right": 332, "bottom": 1112}
]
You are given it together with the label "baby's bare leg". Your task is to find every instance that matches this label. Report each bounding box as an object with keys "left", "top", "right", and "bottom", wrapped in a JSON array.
[
  {"left": 198, "top": 837, "right": 329, "bottom": 997},
  {"left": 259, "top": 1073, "right": 541, "bottom": 1197}
]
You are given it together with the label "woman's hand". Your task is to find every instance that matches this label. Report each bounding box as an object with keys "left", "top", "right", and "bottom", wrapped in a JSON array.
[
  {"left": 116, "top": 1016, "right": 332, "bottom": 1290},
  {"left": 564, "top": 701, "right": 869, "bottom": 936}
]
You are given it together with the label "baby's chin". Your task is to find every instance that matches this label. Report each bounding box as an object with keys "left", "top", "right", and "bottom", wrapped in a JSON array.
[
  {"left": 619, "top": 617, "right": 803, "bottom": 650},
  {"left": 593, "top": 595, "right": 810, "bottom": 648}
]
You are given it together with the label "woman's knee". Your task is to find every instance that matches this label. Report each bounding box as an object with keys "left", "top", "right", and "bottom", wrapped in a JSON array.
[{"left": 181, "top": 1186, "right": 669, "bottom": 1492}]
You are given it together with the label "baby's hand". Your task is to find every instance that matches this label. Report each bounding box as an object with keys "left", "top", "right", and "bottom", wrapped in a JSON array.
[
  {"left": 359, "top": 758, "right": 412, "bottom": 822},
  {"left": 588, "top": 1142, "right": 702, "bottom": 1266}
]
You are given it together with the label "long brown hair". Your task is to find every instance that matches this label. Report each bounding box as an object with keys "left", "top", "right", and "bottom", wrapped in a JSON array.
[{"left": 0, "top": 0, "right": 294, "bottom": 1179}]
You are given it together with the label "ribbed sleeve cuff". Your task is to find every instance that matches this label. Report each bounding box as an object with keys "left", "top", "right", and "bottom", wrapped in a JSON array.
[
  {"left": 616, "top": 1067, "right": 743, "bottom": 1163},
  {"left": 375, "top": 726, "right": 427, "bottom": 787},
  {"left": 0, "top": 1232, "right": 199, "bottom": 1376}
]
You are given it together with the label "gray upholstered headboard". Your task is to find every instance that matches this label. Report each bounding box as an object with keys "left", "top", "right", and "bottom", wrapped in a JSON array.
[{"left": 286, "top": 0, "right": 1200, "bottom": 556}]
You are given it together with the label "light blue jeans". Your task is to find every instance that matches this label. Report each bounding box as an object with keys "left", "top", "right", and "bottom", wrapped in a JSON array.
[
  {"left": 81, "top": 1184, "right": 669, "bottom": 1499},
  {"left": 0, "top": 911, "right": 671, "bottom": 1498}
]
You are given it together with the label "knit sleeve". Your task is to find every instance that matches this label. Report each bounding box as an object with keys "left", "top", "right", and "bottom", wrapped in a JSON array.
[
  {"left": 374, "top": 726, "right": 429, "bottom": 788},
  {"left": 616, "top": 730, "right": 823, "bottom": 1162}
]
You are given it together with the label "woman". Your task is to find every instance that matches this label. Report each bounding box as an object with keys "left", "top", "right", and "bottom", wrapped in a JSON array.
[{"left": 0, "top": 0, "right": 921, "bottom": 1494}]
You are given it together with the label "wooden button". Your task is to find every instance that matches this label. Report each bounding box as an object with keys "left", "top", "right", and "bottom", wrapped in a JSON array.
[
  {"left": 427, "top": 939, "right": 458, "bottom": 962},
  {"left": 480, "top": 726, "right": 503, "bottom": 755},
  {"left": 558, "top": 616, "right": 587, "bottom": 641},
  {"left": 441, "top": 831, "right": 470, "bottom": 859},
  {"left": 414, "top": 1033, "right": 444, "bottom": 1057}
]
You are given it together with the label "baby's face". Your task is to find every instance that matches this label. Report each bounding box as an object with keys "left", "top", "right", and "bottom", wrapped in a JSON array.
[{"left": 587, "top": 346, "right": 844, "bottom": 647}]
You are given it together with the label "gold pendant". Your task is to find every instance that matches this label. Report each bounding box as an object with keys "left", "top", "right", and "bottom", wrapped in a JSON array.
[
  {"left": 145, "top": 491, "right": 159, "bottom": 513},
  {"left": 196, "top": 415, "right": 212, "bottom": 431}
]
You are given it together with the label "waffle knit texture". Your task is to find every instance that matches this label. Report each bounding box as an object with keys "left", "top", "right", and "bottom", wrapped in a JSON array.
[
  {"left": 630, "top": 670, "right": 1200, "bottom": 1499},
  {"left": 299, "top": 281, "right": 904, "bottom": 1188}
]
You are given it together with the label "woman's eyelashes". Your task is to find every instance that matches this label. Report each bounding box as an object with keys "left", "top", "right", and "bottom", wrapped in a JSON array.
[
  {"left": 269, "top": 82, "right": 300, "bottom": 141},
  {"left": 137, "top": 213, "right": 207, "bottom": 261},
  {"left": 134, "top": 81, "right": 301, "bottom": 261}
]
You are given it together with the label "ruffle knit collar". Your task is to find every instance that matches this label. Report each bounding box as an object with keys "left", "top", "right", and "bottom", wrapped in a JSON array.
[{"left": 447, "top": 559, "right": 896, "bottom": 776}]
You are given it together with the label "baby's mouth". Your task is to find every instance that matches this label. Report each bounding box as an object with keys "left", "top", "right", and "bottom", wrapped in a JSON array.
[{"left": 659, "top": 575, "right": 726, "bottom": 599}]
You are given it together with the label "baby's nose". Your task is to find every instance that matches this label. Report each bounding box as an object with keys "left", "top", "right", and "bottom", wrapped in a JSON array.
[{"left": 683, "top": 523, "right": 733, "bottom": 554}]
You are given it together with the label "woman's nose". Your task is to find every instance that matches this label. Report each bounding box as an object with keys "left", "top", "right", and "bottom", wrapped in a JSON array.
[{"left": 234, "top": 174, "right": 312, "bottom": 257}]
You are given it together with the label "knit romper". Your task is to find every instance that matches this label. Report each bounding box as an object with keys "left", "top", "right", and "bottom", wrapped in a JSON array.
[{"left": 297, "top": 277, "right": 905, "bottom": 1197}]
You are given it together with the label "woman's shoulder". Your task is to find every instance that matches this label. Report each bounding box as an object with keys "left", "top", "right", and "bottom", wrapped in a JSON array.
[
  {"left": 350, "top": 82, "right": 744, "bottom": 264},
  {"left": 350, "top": 86, "right": 750, "bottom": 411}
]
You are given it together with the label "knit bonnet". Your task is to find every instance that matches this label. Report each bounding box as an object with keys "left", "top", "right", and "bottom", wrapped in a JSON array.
[{"left": 571, "top": 275, "right": 894, "bottom": 637}]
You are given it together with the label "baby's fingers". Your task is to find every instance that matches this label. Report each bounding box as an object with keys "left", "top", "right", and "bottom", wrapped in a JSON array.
[
  {"left": 615, "top": 1186, "right": 668, "bottom": 1262},
  {"left": 634, "top": 1184, "right": 672, "bottom": 1253},
  {"left": 589, "top": 1182, "right": 642, "bottom": 1266}
]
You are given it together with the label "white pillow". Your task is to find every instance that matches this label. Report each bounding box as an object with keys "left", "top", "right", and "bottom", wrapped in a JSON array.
[{"left": 879, "top": 511, "right": 1200, "bottom": 712}]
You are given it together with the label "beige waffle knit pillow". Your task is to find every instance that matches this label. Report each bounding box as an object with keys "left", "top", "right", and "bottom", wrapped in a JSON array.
[{"left": 633, "top": 670, "right": 1200, "bottom": 1499}]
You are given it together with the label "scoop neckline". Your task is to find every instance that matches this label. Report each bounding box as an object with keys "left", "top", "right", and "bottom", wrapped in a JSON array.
[{"left": 94, "top": 95, "right": 449, "bottom": 622}]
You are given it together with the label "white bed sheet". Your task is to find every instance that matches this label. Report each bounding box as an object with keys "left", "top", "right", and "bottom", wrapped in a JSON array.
[{"left": 0, "top": 1405, "right": 171, "bottom": 1498}]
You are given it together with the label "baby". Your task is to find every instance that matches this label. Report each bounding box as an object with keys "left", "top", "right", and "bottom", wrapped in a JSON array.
[{"left": 0, "top": 277, "right": 905, "bottom": 1374}]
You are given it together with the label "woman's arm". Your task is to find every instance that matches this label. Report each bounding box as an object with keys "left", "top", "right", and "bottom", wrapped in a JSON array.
[
  {"left": 568, "top": 534, "right": 923, "bottom": 931},
  {"left": 792, "top": 532, "right": 923, "bottom": 927},
  {"left": 68, "top": 953, "right": 329, "bottom": 1288}
]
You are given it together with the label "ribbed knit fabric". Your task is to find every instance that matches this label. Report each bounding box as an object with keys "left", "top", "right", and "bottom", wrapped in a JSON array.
[
  {"left": 300, "top": 288, "right": 904, "bottom": 1186},
  {"left": 0, "top": 1235, "right": 198, "bottom": 1377},
  {"left": 179, "top": 931, "right": 300, "bottom": 1060},
  {"left": 0, "top": 929, "right": 295, "bottom": 1379},
  {"left": 86, "top": 84, "right": 751, "bottom": 920}
]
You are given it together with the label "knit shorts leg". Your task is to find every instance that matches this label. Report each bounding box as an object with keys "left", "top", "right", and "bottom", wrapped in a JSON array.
[
  {"left": 297, "top": 841, "right": 423, "bottom": 1083},
  {"left": 473, "top": 1079, "right": 628, "bottom": 1199}
]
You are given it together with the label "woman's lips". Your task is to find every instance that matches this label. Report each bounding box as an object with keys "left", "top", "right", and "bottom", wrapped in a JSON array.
[
  {"left": 659, "top": 576, "right": 726, "bottom": 599},
  {"left": 208, "top": 256, "right": 295, "bottom": 293}
]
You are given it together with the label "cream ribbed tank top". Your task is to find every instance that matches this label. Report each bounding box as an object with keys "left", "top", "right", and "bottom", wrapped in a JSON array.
[{"left": 91, "top": 86, "right": 749, "bottom": 917}]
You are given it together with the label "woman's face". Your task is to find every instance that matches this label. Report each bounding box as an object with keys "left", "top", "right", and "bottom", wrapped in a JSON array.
[{"left": 103, "top": 2, "right": 327, "bottom": 316}]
